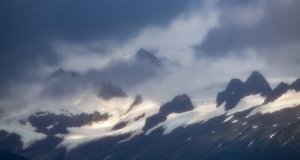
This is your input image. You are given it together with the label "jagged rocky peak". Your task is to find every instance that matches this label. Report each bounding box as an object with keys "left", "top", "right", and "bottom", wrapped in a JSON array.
[
  {"left": 124, "top": 95, "right": 143, "bottom": 115},
  {"left": 264, "top": 82, "right": 290, "bottom": 104},
  {"left": 291, "top": 78, "right": 300, "bottom": 91},
  {"left": 21, "top": 111, "right": 109, "bottom": 136},
  {"left": 217, "top": 71, "right": 272, "bottom": 110},
  {"left": 0, "top": 130, "right": 23, "bottom": 152},
  {"left": 50, "top": 68, "right": 80, "bottom": 79},
  {"left": 98, "top": 81, "right": 127, "bottom": 100},
  {"left": 159, "top": 94, "right": 194, "bottom": 115},
  {"left": 217, "top": 78, "right": 243, "bottom": 107},
  {"left": 143, "top": 94, "right": 194, "bottom": 131},
  {"left": 243, "top": 71, "right": 272, "bottom": 96},
  {"left": 134, "top": 48, "right": 163, "bottom": 67},
  {"left": 111, "top": 121, "right": 129, "bottom": 131}
]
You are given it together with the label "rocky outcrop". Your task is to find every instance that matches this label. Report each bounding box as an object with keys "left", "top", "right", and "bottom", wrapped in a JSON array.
[
  {"left": 22, "top": 111, "right": 109, "bottom": 136},
  {"left": 133, "top": 48, "right": 163, "bottom": 67},
  {"left": 291, "top": 79, "right": 300, "bottom": 91},
  {"left": 243, "top": 71, "right": 272, "bottom": 96},
  {"left": 50, "top": 68, "right": 80, "bottom": 79},
  {"left": 0, "top": 151, "right": 29, "bottom": 160},
  {"left": 134, "top": 113, "right": 145, "bottom": 121},
  {"left": 98, "top": 82, "right": 127, "bottom": 100},
  {"left": 264, "top": 82, "right": 290, "bottom": 104},
  {"left": 124, "top": 95, "right": 143, "bottom": 115},
  {"left": 216, "top": 78, "right": 244, "bottom": 108},
  {"left": 111, "top": 121, "right": 129, "bottom": 131},
  {"left": 217, "top": 71, "right": 272, "bottom": 110},
  {"left": 143, "top": 94, "right": 194, "bottom": 131},
  {"left": 0, "top": 130, "right": 23, "bottom": 152}
]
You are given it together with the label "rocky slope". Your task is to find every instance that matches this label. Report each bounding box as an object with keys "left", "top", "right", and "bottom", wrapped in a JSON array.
[{"left": 1, "top": 71, "right": 300, "bottom": 159}]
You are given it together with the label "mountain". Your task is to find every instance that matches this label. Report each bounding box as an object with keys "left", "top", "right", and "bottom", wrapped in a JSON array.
[
  {"left": 0, "top": 151, "right": 29, "bottom": 160},
  {"left": 132, "top": 48, "right": 163, "bottom": 67},
  {"left": 1, "top": 71, "right": 300, "bottom": 159},
  {"left": 50, "top": 68, "right": 80, "bottom": 79},
  {"left": 19, "top": 111, "right": 110, "bottom": 136},
  {"left": 217, "top": 71, "right": 272, "bottom": 110},
  {"left": 264, "top": 82, "right": 290, "bottom": 104},
  {"left": 291, "top": 79, "right": 300, "bottom": 91},
  {"left": 143, "top": 94, "right": 194, "bottom": 131},
  {"left": 98, "top": 81, "right": 128, "bottom": 100},
  {"left": 124, "top": 95, "right": 143, "bottom": 115}
]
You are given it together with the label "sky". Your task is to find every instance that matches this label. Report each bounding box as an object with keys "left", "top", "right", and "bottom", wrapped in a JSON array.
[{"left": 1, "top": 0, "right": 300, "bottom": 117}]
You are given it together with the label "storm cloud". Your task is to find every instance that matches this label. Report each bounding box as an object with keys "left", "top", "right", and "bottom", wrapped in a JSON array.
[
  {"left": 1, "top": 0, "right": 300, "bottom": 117},
  {"left": 196, "top": 0, "right": 300, "bottom": 58},
  {"left": 0, "top": 0, "right": 200, "bottom": 97}
]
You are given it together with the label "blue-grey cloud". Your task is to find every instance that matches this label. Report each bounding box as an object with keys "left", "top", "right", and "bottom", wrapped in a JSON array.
[
  {"left": 0, "top": 0, "right": 199, "bottom": 97},
  {"left": 195, "top": 0, "right": 300, "bottom": 57}
]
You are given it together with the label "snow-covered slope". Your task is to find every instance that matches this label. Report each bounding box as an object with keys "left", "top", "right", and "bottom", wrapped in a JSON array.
[{"left": 1, "top": 71, "right": 300, "bottom": 160}]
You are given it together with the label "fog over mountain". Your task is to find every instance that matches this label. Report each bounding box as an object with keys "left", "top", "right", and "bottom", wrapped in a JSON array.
[{"left": 0, "top": 0, "right": 300, "bottom": 159}]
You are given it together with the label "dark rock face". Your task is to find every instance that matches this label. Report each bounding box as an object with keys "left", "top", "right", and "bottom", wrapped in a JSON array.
[
  {"left": 243, "top": 71, "right": 272, "bottom": 96},
  {"left": 0, "top": 151, "right": 29, "bottom": 160},
  {"left": 131, "top": 95, "right": 143, "bottom": 108},
  {"left": 0, "top": 130, "right": 23, "bottom": 152},
  {"left": 98, "top": 82, "right": 127, "bottom": 100},
  {"left": 264, "top": 82, "right": 290, "bottom": 104},
  {"left": 134, "top": 48, "right": 163, "bottom": 67},
  {"left": 63, "top": 106, "right": 300, "bottom": 160},
  {"left": 124, "top": 95, "right": 143, "bottom": 115},
  {"left": 134, "top": 113, "right": 145, "bottom": 121},
  {"left": 143, "top": 94, "right": 194, "bottom": 131},
  {"left": 22, "top": 136, "right": 65, "bottom": 160},
  {"left": 159, "top": 94, "right": 194, "bottom": 115},
  {"left": 23, "top": 111, "right": 109, "bottom": 136},
  {"left": 50, "top": 68, "right": 80, "bottom": 79},
  {"left": 291, "top": 79, "right": 300, "bottom": 91},
  {"left": 143, "top": 114, "right": 167, "bottom": 132},
  {"left": 216, "top": 79, "right": 244, "bottom": 108},
  {"left": 111, "top": 121, "right": 129, "bottom": 131},
  {"left": 217, "top": 71, "right": 272, "bottom": 110}
]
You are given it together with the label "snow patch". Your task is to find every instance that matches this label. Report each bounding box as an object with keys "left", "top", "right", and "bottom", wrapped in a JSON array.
[
  {"left": 227, "top": 94, "right": 264, "bottom": 115},
  {"left": 46, "top": 122, "right": 58, "bottom": 130},
  {"left": 61, "top": 99, "right": 160, "bottom": 150},
  {"left": 247, "top": 90, "right": 300, "bottom": 117},
  {"left": 270, "top": 133, "right": 276, "bottom": 139},
  {"left": 231, "top": 120, "right": 238, "bottom": 123},
  {"left": 0, "top": 121, "right": 46, "bottom": 149},
  {"left": 248, "top": 141, "right": 254, "bottom": 146},
  {"left": 223, "top": 115, "right": 234, "bottom": 123},
  {"left": 146, "top": 102, "right": 226, "bottom": 135}
]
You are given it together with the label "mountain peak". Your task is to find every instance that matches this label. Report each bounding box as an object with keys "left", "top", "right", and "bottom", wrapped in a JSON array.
[
  {"left": 159, "top": 94, "right": 194, "bottom": 115},
  {"left": 50, "top": 68, "right": 80, "bottom": 79},
  {"left": 98, "top": 81, "right": 127, "bottom": 100},
  {"left": 134, "top": 48, "right": 163, "bottom": 67},
  {"left": 244, "top": 71, "right": 272, "bottom": 96},
  {"left": 291, "top": 79, "right": 300, "bottom": 91},
  {"left": 143, "top": 94, "right": 193, "bottom": 131},
  {"left": 246, "top": 71, "right": 266, "bottom": 83},
  {"left": 217, "top": 71, "right": 272, "bottom": 110}
]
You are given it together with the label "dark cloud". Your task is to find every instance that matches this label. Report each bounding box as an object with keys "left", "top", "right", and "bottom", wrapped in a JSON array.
[
  {"left": 0, "top": 0, "right": 198, "bottom": 43},
  {"left": 195, "top": 0, "right": 300, "bottom": 57},
  {"left": 41, "top": 51, "right": 165, "bottom": 100},
  {"left": 0, "top": 43, "right": 61, "bottom": 97},
  {"left": 85, "top": 58, "right": 164, "bottom": 87},
  {"left": 0, "top": 0, "right": 198, "bottom": 97}
]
